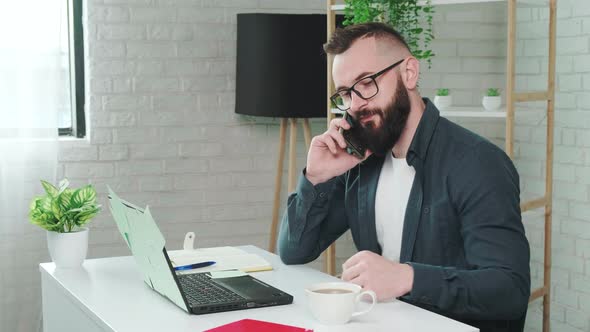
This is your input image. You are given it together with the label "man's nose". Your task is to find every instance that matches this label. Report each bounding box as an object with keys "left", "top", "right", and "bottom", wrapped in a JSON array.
[{"left": 348, "top": 91, "right": 368, "bottom": 113}]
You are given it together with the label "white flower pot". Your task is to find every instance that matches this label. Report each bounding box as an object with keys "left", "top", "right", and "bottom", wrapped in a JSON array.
[
  {"left": 434, "top": 95, "right": 452, "bottom": 111},
  {"left": 46, "top": 227, "right": 89, "bottom": 268},
  {"left": 482, "top": 96, "right": 502, "bottom": 111}
]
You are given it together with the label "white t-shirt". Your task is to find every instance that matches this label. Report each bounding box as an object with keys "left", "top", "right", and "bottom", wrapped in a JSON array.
[{"left": 375, "top": 152, "right": 416, "bottom": 263}]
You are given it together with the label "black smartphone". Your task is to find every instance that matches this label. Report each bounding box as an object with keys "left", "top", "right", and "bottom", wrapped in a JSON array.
[{"left": 338, "top": 112, "right": 367, "bottom": 159}]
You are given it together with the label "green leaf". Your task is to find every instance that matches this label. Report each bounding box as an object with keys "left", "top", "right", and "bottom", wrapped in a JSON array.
[
  {"left": 76, "top": 205, "right": 100, "bottom": 222},
  {"left": 40, "top": 196, "right": 53, "bottom": 214},
  {"left": 486, "top": 88, "right": 500, "bottom": 96},
  {"left": 52, "top": 189, "right": 73, "bottom": 221},
  {"left": 29, "top": 197, "right": 42, "bottom": 211},
  {"left": 70, "top": 185, "right": 97, "bottom": 209},
  {"left": 41, "top": 180, "right": 58, "bottom": 197},
  {"left": 51, "top": 198, "right": 62, "bottom": 222},
  {"left": 29, "top": 195, "right": 60, "bottom": 231}
]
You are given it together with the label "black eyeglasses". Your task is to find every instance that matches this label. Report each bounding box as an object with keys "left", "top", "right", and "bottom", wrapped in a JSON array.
[{"left": 330, "top": 59, "right": 405, "bottom": 111}]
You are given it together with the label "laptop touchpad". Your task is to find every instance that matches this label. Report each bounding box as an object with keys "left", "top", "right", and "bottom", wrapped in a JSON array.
[{"left": 214, "top": 276, "right": 277, "bottom": 299}]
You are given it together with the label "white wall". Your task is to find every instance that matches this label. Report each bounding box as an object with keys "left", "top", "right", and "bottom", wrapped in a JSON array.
[
  {"left": 1, "top": 1, "right": 589, "bottom": 331},
  {"left": 73, "top": 0, "right": 332, "bottom": 256},
  {"left": 514, "top": 1, "right": 590, "bottom": 331},
  {"left": 2, "top": 1, "right": 329, "bottom": 331}
]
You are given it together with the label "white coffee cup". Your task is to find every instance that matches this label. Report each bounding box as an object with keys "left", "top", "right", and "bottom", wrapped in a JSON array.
[{"left": 305, "top": 282, "right": 377, "bottom": 324}]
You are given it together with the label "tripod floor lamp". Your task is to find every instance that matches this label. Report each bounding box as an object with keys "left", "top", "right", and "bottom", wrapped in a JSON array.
[{"left": 234, "top": 13, "right": 336, "bottom": 275}]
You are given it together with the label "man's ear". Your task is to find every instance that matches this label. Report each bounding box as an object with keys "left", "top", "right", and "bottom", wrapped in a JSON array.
[{"left": 401, "top": 57, "right": 420, "bottom": 90}]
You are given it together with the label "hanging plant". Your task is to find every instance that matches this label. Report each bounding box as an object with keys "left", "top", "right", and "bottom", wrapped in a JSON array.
[{"left": 343, "top": 0, "right": 435, "bottom": 68}]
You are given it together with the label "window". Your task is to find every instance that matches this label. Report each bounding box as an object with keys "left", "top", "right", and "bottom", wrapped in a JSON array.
[{"left": 60, "top": 0, "right": 85, "bottom": 137}]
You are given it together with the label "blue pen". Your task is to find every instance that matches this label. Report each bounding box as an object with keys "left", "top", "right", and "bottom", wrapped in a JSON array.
[{"left": 174, "top": 261, "right": 216, "bottom": 271}]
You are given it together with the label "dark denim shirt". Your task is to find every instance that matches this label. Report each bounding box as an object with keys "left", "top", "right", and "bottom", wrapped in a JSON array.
[{"left": 278, "top": 98, "right": 531, "bottom": 331}]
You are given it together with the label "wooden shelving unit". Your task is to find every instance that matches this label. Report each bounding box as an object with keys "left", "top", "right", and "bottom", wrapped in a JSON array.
[
  {"left": 331, "top": 106, "right": 508, "bottom": 118},
  {"left": 330, "top": 0, "right": 548, "bottom": 11},
  {"left": 325, "top": 1, "right": 557, "bottom": 331}
]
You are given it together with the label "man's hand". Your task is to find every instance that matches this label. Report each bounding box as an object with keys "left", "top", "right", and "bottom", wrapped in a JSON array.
[
  {"left": 341, "top": 251, "right": 414, "bottom": 301},
  {"left": 305, "top": 118, "right": 371, "bottom": 185}
]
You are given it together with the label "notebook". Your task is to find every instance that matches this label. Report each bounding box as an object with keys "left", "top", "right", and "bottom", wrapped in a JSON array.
[
  {"left": 168, "top": 246, "right": 272, "bottom": 274},
  {"left": 107, "top": 187, "right": 293, "bottom": 315},
  {"left": 204, "top": 319, "right": 313, "bottom": 332}
]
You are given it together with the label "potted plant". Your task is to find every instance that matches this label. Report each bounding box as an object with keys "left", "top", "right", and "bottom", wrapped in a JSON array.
[
  {"left": 434, "top": 88, "right": 452, "bottom": 110},
  {"left": 482, "top": 88, "right": 502, "bottom": 111},
  {"left": 29, "top": 179, "right": 101, "bottom": 268}
]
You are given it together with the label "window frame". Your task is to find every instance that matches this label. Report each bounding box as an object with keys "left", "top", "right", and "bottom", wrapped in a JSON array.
[{"left": 59, "top": 0, "right": 85, "bottom": 138}]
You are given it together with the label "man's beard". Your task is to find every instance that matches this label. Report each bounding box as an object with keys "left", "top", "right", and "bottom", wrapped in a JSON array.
[{"left": 348, "top": 82, "right": 411, "bottom": 156}]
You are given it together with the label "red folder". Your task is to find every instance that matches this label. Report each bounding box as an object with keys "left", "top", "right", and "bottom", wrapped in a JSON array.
[{"left": 204, "top": 319, "right": 313, "bottom": 332}]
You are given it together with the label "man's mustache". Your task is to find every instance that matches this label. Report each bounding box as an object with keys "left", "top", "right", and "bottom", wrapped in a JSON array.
[{"left": 354, "top": 109, "right": 382, "bottom": 124}]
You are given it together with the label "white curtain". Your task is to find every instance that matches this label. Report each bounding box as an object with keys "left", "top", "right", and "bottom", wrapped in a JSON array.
[{"left": 0, "top": 1, "right": 66, "bottom": 331}]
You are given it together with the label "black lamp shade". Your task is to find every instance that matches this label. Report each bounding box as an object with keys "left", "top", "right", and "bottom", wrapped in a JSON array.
[{"left": 235, "top": 13, "right": 328, "bottom": 118}]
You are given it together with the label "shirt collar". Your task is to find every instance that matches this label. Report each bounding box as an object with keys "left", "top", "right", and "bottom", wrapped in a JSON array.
[{"left": 406, "top": 98, "right": 440, "bottom": 166}]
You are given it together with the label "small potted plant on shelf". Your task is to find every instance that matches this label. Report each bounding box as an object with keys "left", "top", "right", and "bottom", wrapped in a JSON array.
[
  {"left": 434, "top": 88, "right": 452, "bottom": 111},
  {"left": 29, "top": 179, "right": 101, "bottom": 268},
  {"left": 482, "top": 88, "right": 502, "bottom": 111}
]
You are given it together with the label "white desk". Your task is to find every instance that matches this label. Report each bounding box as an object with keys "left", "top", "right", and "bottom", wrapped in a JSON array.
[{"left": 40, "top": 245, "right": 478, "bottom": 332}]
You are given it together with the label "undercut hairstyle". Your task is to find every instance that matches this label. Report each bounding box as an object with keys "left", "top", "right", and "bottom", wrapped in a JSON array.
[{"left": 324, "top": 22, "right": 410, "bottom": 55}]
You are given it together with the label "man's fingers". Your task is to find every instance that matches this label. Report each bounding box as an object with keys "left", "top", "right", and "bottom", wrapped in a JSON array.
[
  {"left": 329, "top": 117, "right": 350, "bottom": 132},
  {"left": 342, "top": 251, "right": 365, "bottom": 269},
  {"left": 328, "top": 118, "right": 340, "bottom": 131},
  {"left": 348, "top": 274, "right": 365, "bottom": 289},
  {"left": 326, "top": 130, "right": 348, "bottom": 150},
  {"left": 315, "top": 134, "right": 339, "bottom": 154},
  {"left": 341, "top": 262, "right": 362, "bottom": 282}
]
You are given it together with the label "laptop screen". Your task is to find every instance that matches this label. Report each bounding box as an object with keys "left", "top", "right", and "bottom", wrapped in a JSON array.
[{"left": 107, "top": 187, "right": 189, "bottom": 312}]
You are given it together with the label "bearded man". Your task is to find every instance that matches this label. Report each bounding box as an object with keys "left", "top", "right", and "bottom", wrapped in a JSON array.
[{"left": 278, "top": 22, "right": 530, "bottom": 332}]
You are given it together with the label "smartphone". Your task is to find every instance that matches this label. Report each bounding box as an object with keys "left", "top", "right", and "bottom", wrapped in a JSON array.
[{"left": 338, "top": 112, "right": 367, "bottom": 159}]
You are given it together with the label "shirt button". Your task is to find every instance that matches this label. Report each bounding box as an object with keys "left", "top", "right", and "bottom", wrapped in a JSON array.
[
  {"left": 319, "top": 192, "right": 326, "bottom": 198},
  {"left": 423, "top": 207, "right": 430, "bottom": 214}
]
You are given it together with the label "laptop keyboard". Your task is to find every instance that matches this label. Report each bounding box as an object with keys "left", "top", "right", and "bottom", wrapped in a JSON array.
[{"left": 178, "top": 273, "right": 245, "bottom": 306}]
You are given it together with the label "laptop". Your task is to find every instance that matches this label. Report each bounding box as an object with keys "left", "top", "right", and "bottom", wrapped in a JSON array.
[{"left": 107, "top": 187, "right": 293, "bottom": 315}]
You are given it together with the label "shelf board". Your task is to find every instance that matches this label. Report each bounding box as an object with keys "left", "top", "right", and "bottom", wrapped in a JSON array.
[
  {"left": 331, "top": 106, "right": 506, "bottom": 118},
  {"left": 330, "top": 0, "right": 547, "bottom": 11},
  {"left": 440, "top": 106, "right": 507, "bottom": 118}
]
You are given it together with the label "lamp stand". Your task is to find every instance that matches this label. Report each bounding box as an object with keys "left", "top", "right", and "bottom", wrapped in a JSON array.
[{"left": 268, "top": 118, "right": 337, "bottom": 276}]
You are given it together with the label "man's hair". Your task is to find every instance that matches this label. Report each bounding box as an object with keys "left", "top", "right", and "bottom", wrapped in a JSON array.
[{"left": 324, "top": 22, "right": 410, "bottom": 55}]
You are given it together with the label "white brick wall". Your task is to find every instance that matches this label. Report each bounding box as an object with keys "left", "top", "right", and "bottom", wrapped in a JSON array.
[
  {"left": 1, "top": 1, "right": 330, "bottom": 331},
  {"left": 3, "top": 1, "right": 589, "bottom": 331},
  {"left": 510, "top": 1, "right": 590, "bottom": 331},
  {"left": 421, "top": 3, "right": 506, "bottom": 106}
]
